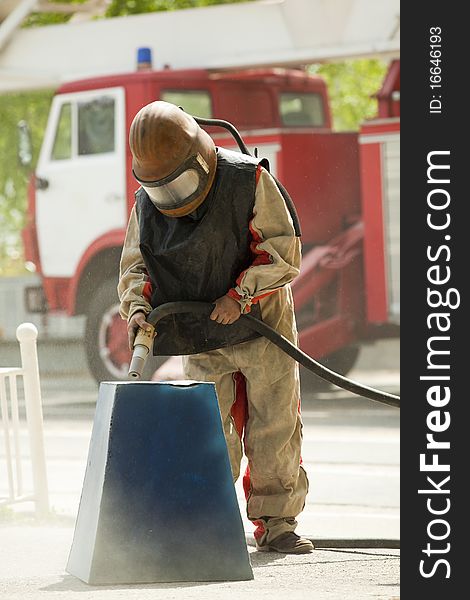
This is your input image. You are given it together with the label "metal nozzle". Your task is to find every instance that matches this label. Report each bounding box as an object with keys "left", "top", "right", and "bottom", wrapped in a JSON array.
[
  {"left": 128, "top": 325, "right": 155, "bottom": 380},
  {"left": 128, "top": 345, "right": 149, "bottom": 379}
]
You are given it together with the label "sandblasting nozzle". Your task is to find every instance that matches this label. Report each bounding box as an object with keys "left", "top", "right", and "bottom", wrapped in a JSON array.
[{"left": 128, "top": 325, "right": 155, "bottom": 379}]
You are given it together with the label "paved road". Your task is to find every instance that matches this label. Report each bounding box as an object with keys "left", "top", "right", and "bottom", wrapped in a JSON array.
[
  {"left": 0, "top": 527, "right": 399, "bottom": 600},
  {"left": 2, "top": 363, "right": 400, "bottom": 541},
  {"left": 0, "top": 352, "right": 399, "bottom": 599}
]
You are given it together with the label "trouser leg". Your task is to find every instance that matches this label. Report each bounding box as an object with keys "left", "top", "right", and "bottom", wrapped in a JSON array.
[
  {"left": 183, "top": 335, "right": 309, "bottom": 545},
  {"left": 236, "top": 337, "right": 309, "bottom": 544}
]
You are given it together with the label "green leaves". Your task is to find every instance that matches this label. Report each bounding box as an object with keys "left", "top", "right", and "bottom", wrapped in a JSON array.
[
  {"left": 104, "top": 0, "right": 252, "bottom": 17},
  {"left": 22, "top": 0, "right": 253, "bottom": 24},
  {"left": 0, "top": 90, "right": 53, "bottom": 274},
  {"left": 311, "top": 59, "right": 389, "bottom": 131},
  {"left": 22, "top": 0, "right": 89, "bottom": 28}
]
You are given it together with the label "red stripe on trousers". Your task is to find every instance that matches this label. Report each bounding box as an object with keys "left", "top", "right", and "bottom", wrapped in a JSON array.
[
  {"left": 231, "top": 374, "right": 304, "bottom": 541},
  {"left": 230, "top": 372, "right": 265, "bottom": 540}
]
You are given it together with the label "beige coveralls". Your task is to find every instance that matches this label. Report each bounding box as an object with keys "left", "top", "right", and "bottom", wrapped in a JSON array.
[{"left": 118, "top": 167, "right": 309, "bottom": 544}]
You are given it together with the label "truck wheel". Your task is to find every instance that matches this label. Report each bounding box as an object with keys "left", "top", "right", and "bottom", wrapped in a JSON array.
[
  {"left": 84, "top": 279, "right": 158, "bottom": 383},
  {"left": 300, "top": 345, "right": 361, "bottom": 391},
  {"left": 321, "top": 344, "right": 361, "bottom": 376}
]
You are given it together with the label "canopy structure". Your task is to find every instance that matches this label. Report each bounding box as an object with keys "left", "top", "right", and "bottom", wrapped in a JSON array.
[{"left": 0, "top": 0, "right": 400, "bottom": 93}]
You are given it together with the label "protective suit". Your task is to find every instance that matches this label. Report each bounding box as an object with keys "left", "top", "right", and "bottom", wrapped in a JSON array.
[{"left": 118, "top": 101, "right": 311, "bottom": 552}]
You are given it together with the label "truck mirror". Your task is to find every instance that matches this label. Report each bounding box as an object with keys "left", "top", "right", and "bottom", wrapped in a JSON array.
[{"left": 17, "top": 120, "right": 33, "bottom": 168}]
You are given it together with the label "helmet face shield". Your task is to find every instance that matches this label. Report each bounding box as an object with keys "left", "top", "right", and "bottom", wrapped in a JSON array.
[
  {"left": 135, "top": 152, "right": 211, "bottom": 215},
  {"left": 129, "top": 101, "right": 217, "bottom": 217}
]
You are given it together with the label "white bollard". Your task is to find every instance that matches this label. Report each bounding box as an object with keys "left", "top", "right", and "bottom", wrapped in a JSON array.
[{"left": 16, "top": 323, "right": 49, "bottom": 516}]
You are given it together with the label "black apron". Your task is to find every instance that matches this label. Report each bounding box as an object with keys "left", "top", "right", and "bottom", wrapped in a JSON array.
[{"left": 136, "top": 147, "right": 265, "bottom": 356}]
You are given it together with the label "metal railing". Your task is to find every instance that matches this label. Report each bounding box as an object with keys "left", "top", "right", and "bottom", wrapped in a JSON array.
[{"left": 0, "top": 323, "right": 49, "bottom": 516}]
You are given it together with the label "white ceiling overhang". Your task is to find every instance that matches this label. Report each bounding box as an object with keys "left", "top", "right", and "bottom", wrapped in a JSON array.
[{"left": 0, "top": 0, "right": 400, "bottom": 93}]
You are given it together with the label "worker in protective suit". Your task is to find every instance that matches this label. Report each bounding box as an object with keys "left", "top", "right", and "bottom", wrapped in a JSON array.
[{"left": 118, "top": 101, "right": 312, "bottom": 554}]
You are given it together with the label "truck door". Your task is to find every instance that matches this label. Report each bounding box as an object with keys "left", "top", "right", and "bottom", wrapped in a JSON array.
[{"left": 35, "top": 87, "right": 126, "bottom": 277}]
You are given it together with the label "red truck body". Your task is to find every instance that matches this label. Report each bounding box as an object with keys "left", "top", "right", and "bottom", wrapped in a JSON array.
[{"left": 23, "top": 62, "right": 400, "bottom": 381}]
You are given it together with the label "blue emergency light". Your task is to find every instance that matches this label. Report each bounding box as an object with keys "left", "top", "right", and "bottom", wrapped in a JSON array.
[{"left": 137, "top": 47, "right": 152, "bottom": 70}]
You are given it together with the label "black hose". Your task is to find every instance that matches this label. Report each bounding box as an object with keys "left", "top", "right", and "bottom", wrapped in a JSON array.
[
  {"left": 191, "top": 114, "right": 301, "bottom": 236},
  {"left": 192, "top": 116, "right": 252, "bottom": 156},
  {"left": 144, "top": 302, "right": 400, "bottom": 409}
]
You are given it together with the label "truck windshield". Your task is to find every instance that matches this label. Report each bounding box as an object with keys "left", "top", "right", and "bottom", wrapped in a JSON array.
[
  {"left": 279, "top": 92, "right": 325, "bottom": 127},
  {"left": 161, "top": 90, "right": 212, "bottom": 119}
]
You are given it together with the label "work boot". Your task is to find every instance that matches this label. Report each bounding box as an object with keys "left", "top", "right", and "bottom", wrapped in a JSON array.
[{"left": 256, "top": 531, "right": 314, "bottom": 554}]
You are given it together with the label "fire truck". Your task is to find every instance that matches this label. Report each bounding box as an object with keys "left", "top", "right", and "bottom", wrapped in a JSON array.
[{"left": 21, "top": 55, "right": 400, "bottom": 383}]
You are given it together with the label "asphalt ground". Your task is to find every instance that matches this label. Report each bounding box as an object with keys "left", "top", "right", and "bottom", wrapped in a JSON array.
[
  {"left": 1, "top": 339, "right": 400, "bottom": 599},
  {"left": 0, "top": 525, "right": 400, "bottom": 600}
]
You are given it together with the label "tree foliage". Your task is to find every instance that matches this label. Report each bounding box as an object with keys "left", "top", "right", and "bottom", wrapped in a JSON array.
[
  {"left": 311, "top": 59, "right": 388, "bottom": 131},
  {"left": 23, "top": 0, "right": 251, "bottom": 26},
  {"left": 106, "top": 0, "right": 251, "bottom": 17},
  {"left": 23, "top": 0, "right": 89, "bottom": 28},
  {"left": 0, "top": 90, "right": 54, "bottom": 274}
]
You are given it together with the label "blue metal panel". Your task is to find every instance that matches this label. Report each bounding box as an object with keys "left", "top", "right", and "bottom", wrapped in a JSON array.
[{"left": 67, "top": 381, "right": 253, "bottom": 584}]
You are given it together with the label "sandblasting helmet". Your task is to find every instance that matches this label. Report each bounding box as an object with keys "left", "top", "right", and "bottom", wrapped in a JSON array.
[{"left": 129, "top": 101, "right": 217, "bottom": 217}]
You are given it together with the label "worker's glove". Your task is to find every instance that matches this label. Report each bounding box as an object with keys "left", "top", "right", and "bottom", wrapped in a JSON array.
[
  {"left": 210, "top": 294, "right": 242, "bottom": 325},
  {"left": 127, "top": 311, "right": 154, "bottom": 351}
]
